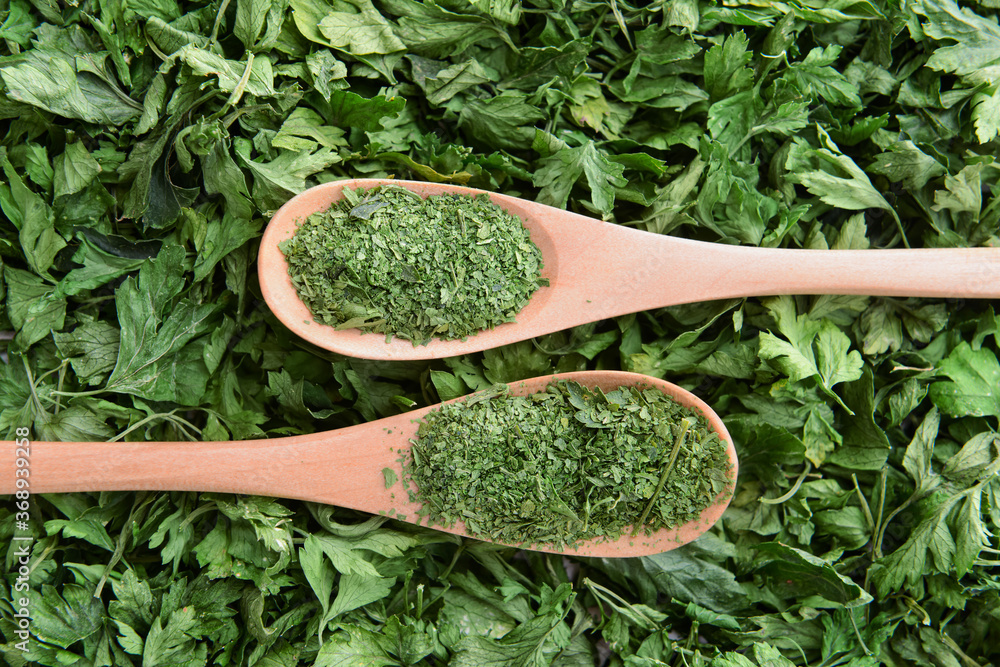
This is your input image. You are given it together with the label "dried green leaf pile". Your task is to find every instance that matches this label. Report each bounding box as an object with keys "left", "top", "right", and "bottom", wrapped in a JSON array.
[
  {"left": 402, "top": 381, "right": 732, "bottom": 548},
  {"left": 279, "top": 185, "right": 545, "bottom": 344}
]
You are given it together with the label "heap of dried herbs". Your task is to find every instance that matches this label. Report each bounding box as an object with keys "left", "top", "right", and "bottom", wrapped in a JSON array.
[
  {"left": 279, "top": 185, "right": 545, "bottom": 344},
  {"left": 401, "top": 381, "right": 732, "bottom": 549}
]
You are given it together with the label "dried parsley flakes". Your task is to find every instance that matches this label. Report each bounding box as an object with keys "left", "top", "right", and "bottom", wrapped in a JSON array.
[
  {"left": 400, "top": 380, "right": 733, "bottom": 549},
  {"left": 279, "top": 185, "right": 546, "bottom": 345}
]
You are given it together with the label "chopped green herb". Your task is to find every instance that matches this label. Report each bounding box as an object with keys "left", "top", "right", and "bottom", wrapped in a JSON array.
[
  {"left": 382, "top": 467, "right": 398, "bottom": 489},
  {"left": 279, "top": 185, "right": 546, "bottom": 345},
  {"left": 401, "top": 381, "right": 733, "bottom": 549}
]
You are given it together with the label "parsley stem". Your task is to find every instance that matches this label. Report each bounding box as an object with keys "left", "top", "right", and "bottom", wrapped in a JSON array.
[
  {"left": 871, "top": 466, "right": 888, "bottom": 554},
  {"left": 33, "top": 359, "right": 69, "bottom": 387},
  {"left": 847, "top": 610, "right": 872, "bottom": 656},
  {"left": 759, "top": 461, "right": 812, "bottom": 504},
  {"left": 439, "top": 543, "right": 465, "bottom": 582},
  {"left": 852, "top": 474, "right": 876, "bottom": 532},
  {"left": 179, "top": 502, "right": 219, "bottom": 531},
  {"left": 874, "top": 493, "right": 916, "bottom": 558},
  {"left": 210, "top": 0, "right": 231, "bottom": 44},
  {"left": 109, "top": 410, "right": 203, "bottom": 442},
  {"left": 221, "top": 52, "right": 255, "bottom": 112},
  {"left": 632, "top": 418, "right": 691, "bottom": 536},
  {"left": 22, "top": 357, "right": 48, "bottom": 419},
  {"left": 49, "top": 389, "right": 105, "bottom": 398}
]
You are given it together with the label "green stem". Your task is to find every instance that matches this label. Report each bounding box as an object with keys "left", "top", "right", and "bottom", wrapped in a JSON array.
[
  {"left": 164, "top": 414, "right": 203, "bottom": 440},
  {"left": 848, "top": 609, "right": 872, "bottom": 656},
  {"left": 109, "top": 413, "right": 171, "bottom": 442},
  {"left": 22, "top": 357, "right": 48, "bottom": 422},
  {"left": 109, "top": 411, "right": 203, "bottom": 443},
  {"left": 180, "top": 502, "right": 218, "bottom": 531},
  {"left": 875, "top": 493, "right": 915, "bottom": 558},
  {"left": 632, "top": 418, "right": 690, "bottom": 535},
  {"left": 33, "top": 360, "right": 68, "bottom": 388},
  {"left": 759, "top": 461, "right": 812, "bottom": 504},
  {"left": 49, "top": 388, "right": 106, "bottom": 398},
  {"left": 210, "top": 0, "right": 232, "bottom": 45},
  {"left": 873, "top": 467, "right": 887, "bottom": 543},
  {"left": 438, "top": 542, "right": 465, "bottom": 581},
  {"left": 852, "top": 474, "right": 876, "bottom": 532}
]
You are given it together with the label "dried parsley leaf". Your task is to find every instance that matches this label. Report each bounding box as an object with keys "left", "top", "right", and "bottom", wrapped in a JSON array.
[
  {"left": 279, "top": 184, "right": 546, "bottom": 345},
  {"left": 401, "top": 380, "right": 733, "bottom": 549}
]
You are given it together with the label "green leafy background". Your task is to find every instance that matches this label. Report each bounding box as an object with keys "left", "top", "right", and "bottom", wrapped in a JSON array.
[{"left": 1, "top": 0, "right": 999, "bottom": 664}]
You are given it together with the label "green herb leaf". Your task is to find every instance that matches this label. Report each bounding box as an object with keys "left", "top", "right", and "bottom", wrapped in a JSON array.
[
  {"left": 105, "top": 246, "right": 222, "bottom": 404},
  {"left": 0, "top": 49, "right": 142, "bottom": 124},
  {"left": 318, "top": 0, "right": 405, "bottom": 55},
  {"left": 756, "top": 542, "right": 874, "bottom": 607},
  {"left": 930, "top": 342, "right": 1000, "bottom": 417},
  {"left": 314, "top": 625, "right": 395, "bottom": 666},
  {"left": 5, "top": 1, "right": 1000, "bottom": 663},
  {"left": 458, "top": 93, "right": 544, "bottom": 150},
  {"left": 30, "top": 584, "right": 105, "bottom": 649},
  {"left": 785, "top": 136, "right": 900, "bottom": 231},
  {"left": 915, "top": 0, "right": 1000, "bottom": 79},
  {"left": 533, "top": 141, "right": 627, "bottom": 215}
]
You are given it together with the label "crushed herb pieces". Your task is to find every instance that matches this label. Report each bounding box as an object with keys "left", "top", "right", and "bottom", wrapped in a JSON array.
[
  {"left": 279, "top": 185, "right": 546, "bottom": 345},
  {"left": 400, "top": 380, "right": 733, "bottom": 549}
]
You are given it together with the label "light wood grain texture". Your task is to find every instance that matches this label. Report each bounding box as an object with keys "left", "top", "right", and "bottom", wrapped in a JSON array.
[
  {"left": 258, "top": 179, "right": 1000, "bottom": 360},
  {"left": 0, "top": 372, "right": 737, "bottom": 558}
]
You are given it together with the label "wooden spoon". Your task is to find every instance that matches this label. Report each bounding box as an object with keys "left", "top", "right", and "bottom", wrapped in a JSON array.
[
  {"left": 1, "top": 371, "right": 736, "bottom": 558},
  {"left": 259, "top": 179, "right": 1000, "bottom": 360}
]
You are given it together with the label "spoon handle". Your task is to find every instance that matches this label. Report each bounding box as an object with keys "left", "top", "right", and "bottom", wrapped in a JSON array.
[
  {"left": 541, "top": 209, "right": 1000, "bottom": 324},
  {"left": 0, "top": 427, "right": 405, "bottom": 515},
  {"left": 688, "top": 244, "right": 1000, "bottom": 301}
]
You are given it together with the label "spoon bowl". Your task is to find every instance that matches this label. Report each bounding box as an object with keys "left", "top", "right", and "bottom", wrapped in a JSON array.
[
  {"left": 1, "top": 371, "right": 737, "bottom": 558},
  {"left": 259, "top": 179, "right": 561, "bottom": 359},
  {"left": 259, "top": 179, "right": 1000, "bottom": 360}
]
